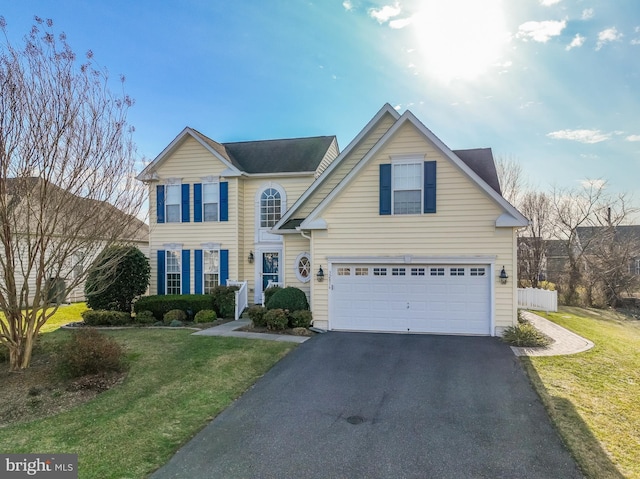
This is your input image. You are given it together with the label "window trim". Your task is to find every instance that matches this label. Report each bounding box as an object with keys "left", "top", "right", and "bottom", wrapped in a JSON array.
[
  {"left": 260, "top": 187, "right": 283, "bottom": 228},
  {"left": 294, "top": 252, "right": 312, "bottom": 283},
  {"left": 391, "top": 159, "right": 423, "bottom": 215},
  {"left": 202, "top": 181, "right": 220, "bottom": 222},
  {"left": 165, "top": 183, "right": 182, "bottom": 223},
  {"left": 202, "top": 248, "right": 220, "bottom": 294},
  {"left": 165, "top": 249, "right": 182, "bottom": 295}
]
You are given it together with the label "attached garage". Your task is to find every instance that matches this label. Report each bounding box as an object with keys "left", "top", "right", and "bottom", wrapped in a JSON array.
[{"left": 329, "top": 262, "right": 493, "bottom": 335}]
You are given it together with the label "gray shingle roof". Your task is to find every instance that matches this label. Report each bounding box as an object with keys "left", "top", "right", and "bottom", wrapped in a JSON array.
[
  {"left": 222, "top": 136, "right": 336, "bottom": 174},
  {"left": 452, "top": 148, "right": 502, "bottom": 195}
]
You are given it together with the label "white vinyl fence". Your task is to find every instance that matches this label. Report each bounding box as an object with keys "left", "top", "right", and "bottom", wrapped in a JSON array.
[{"left": 517, "top": 287, "right": 558, "bottom": 312}]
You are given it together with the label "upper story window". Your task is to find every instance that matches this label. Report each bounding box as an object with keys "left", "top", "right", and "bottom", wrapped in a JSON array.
[
  {"left": 261, "top": 188, "right": 282, "bottom": 228},
  {"left": 393, "top": 162, "right": 422, "bottom": 215},
  {"left": 203, "top": 182, "right": 219, "bottom": 222},
  {"left": 165, "top": 184, "right": 181, "bottom": 223}
]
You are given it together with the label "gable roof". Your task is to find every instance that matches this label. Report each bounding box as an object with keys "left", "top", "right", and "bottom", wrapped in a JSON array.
[
  {"left": 274, "top": 105, "right": 527, "bottom": 232},
  {"left": 223, "top": 136, "right": 336, "bottom": 174},
  {"left": 137, "top": 127, "right": 337, "bottom": 180},
  {"left": 576, "top": 225, "right": 640, "bottom": 252}
]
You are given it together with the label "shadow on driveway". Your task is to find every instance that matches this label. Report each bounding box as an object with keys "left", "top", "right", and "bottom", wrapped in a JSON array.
[{"left": 151, "top": 332, "right": 583, "bottom": 479}]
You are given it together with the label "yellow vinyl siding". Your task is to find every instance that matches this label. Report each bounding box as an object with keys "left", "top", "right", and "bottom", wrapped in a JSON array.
[
  {"left": 297, "top": 112, "right": 397, "bottom": 218},
  {"left": 309, "top": 122, "right": 517, "bottom": 333},
  {"left": 282, "top": 234, "right": 311, "bottom": 300}
]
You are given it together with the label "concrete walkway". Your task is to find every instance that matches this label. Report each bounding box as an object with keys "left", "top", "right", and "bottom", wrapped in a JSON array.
[
  {"left": 511, "top": 310, "right": 594, "bottom": 357},
  {"left": 192, "top": 319, "right": 310, "bottom": 343}
]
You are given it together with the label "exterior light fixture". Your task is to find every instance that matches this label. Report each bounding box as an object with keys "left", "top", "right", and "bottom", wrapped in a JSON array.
[
  {"left": 317, "top": 265, "right": 325, "bottom": 282},
  {"left": 248, "top": 251, "right": 254, "bottom": 264},
  {"left": 499, "top": 266, "right": 508, "bottom": 285}
]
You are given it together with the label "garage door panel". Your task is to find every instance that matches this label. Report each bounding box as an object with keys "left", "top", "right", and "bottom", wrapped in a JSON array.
[{"left": 330, "top": 263, "right": 491, "bottom": 335}]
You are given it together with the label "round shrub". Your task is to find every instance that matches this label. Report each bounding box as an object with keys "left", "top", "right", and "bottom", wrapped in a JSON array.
[
  {"left": 264, "top": 308, "right": 288, "bottom": 331},
  {"left": 289, "top": 310, "right": 313, "bottom": 329},
  {"left": 169, "top": 319, "right": 184, "bottom": 327},
  {"left": 57, "top": 328, "right": 126, "bottom": 378},
  {"left": 263, "top": 286, "right": 282, "bottom": 307},
  {"left": 247, "top": 305, "right": 267, "bottom": 327},
  {"left": 85, "top": 245, "right": 150, "bottom": 312},
  {"left": 134, "top": 310, "right": 156, "bottom": 325},
  {"left": 194, "top": 309, "right": 217, "bottom": 323},
  {"left": 266, "top": 287, "right": 309, "bottom": 312},
  {"left": 502, "top": 322, "right": 551, "bottom": 347},
  {"left": 210, "top": 285, "right": 239, "bottom": 318},
  {"left": 163, "top": 309, "right": 187, "bottom": 324},
  {"left": 82, "top": 309, "right": 131, "bottom": 326}
]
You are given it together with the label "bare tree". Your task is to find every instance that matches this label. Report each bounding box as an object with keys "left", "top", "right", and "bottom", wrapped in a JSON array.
[
  {"left": 495, "top": 155, "right": 527, "bottom": 207},
  {"left": 0, "top": 17, "right": 145, "bottom": 370},
  {"left": 517, "top": 191, "right": 553, "bottom": 288}
]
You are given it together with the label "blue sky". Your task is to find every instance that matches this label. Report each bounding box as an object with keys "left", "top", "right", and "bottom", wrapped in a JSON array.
[{"left": 2, "top": 0, "right": 639, "bottom": 202}]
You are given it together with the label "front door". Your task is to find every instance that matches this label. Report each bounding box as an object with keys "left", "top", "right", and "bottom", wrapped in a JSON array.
[{"left": 262, "top": 252, "right": 279, "bottom": 291}]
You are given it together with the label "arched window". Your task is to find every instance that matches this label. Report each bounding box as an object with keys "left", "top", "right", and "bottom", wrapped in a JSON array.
[{"left": 260, "top": 188, "right": 282, "bottom": 228}]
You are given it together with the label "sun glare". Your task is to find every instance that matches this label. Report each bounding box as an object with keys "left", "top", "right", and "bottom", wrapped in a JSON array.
[{"left": 412, "top": 0, "right": 510, "bottom": 83}]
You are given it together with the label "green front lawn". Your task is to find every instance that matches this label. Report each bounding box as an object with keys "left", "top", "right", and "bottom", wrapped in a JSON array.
[
  {"left": 522, "top": 307, "right": 640, "bottom": 479},
  {"left": 0, "top": 329, "right": 296, "bottom": 478}
]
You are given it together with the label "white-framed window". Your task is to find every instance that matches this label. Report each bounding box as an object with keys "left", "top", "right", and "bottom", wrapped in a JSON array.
[
  {"left": 450, "top": 268, "right": 465, "bottom": 276},
  {"left": 338, "top": 267, "right": 351, "bottom": 276},
  {"left": 295, "top": 253, "right": 311, "bottom": 283},
  {"left": 355, "top": 267, "right": 369, "bottom": 276},
  {"left": 260, "top": 188, "right": 282, "bottom": 227},
  {"left": 430, "top": 267, "right": 444, "bottom": 276},
  {"left": 166, "top": 250, "right": 181, "bottom": 295},
  {"left": 373, "top": 267, "right": 387, "bottom": 276},
  {"left": 392, "top": 267, "right": 406, "bottom": 276},
  {"left": 393, "top": 162, "right": 422, "bottom": 215},
  {"left": 411, "top": 267, "right": 425, "bottom": 276},
  {"left": 470, "top": 267, "right": 486, "bottom": 276},
  {"left": 165, "top": 184, "right": 181, "bottom": 223},
  {"left": 203, "top": 249, "right": 220, "bottom": 294},
  {"left": 203, "top": 182, "right": 219, "bottom": 222}
]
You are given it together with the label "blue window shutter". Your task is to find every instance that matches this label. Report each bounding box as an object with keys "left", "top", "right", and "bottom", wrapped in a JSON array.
[
  {"left": 181, "top": 184, "right": 190, "bottom": 222},
  {"left": 194, "top": 249, "right": 203, "bottom": 294},
  {"left": 182, "top": 250, "right": 190, "bottom": 294},
  {"left": 193, "top": 183, "right": 202, "bottom": 223},
  {"left": 220, "top": 249, "right": 229, "bottom": 286},
  {"left": 220, "top": 182, "right": 228, "bottom": 221},
  {"left": 157, "top": 250, "right": 166, "bottom": 295},
  {"left": 156, "top": 185, "right": 165, "bottom": 224},
  {"left": 424, "top": 161, "right": 437, "bottom": 214},
  {"left": 379, "top": 164, "right": 392, "bottom": 215}
]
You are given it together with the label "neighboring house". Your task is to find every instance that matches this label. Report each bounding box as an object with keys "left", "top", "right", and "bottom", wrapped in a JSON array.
[
  {"left": 576, "top": 225, "right": 640, "bottom": 279},
  {"left": 1, "top": 177, "right": 149, "bottom": 305},
  {"left": 138, "top": 104, "right": 528, "bottom": 336}
]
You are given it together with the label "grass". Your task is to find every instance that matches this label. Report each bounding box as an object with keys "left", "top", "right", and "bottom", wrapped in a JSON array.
[
  {"left": 521, "top": 306, "right": 640, "bottom": 478},
  {"left": 0, "top": 328, "right": 296, "bottom": 478},
  {"left": 0, "top": 302, "right": 88, "bottom": 333}
]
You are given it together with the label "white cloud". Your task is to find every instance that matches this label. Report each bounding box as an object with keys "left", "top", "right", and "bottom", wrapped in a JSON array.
[
  {"left": 566, "top": 34, "right": 586, "bottom": 50},
  {"left": 369, "top": 2, "right": 402, "bottom": 24},
  {"left": 632, "top": 27, "right": 640, "bottom": 45},
  {"left": 389, "top": 16, "right": 414, "bottom": 29},
  {"left": 626, "top": 135, "right": 640, "bottom": 142},
  {"left": 517, "top": 20, "right": 566, "bottom": 43},
  {"left": 342, "top": 0, "right": 354, "bottom": 11},
  {"left": 540, "top": 0, "right": 561, "bottom": 5},
  {"left": 596, "top": 27, "right": 623, "bottom": 50},
  {"left": 547, "top": 129, "right": 611, "bottom": 144},
  {"left": 581, "top": 8, "right": 594, "bottom": 20}
]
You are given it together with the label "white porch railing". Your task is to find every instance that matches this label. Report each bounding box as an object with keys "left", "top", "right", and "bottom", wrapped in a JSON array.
[
  {"left": 227, "top": 280, "right": 248, "bottom": 320},
  {"left": 262, "top": 281, "right": 284, "bottom": 306},
  {"left": 518, "top": 287, "right": 558, "bottom": 312}
]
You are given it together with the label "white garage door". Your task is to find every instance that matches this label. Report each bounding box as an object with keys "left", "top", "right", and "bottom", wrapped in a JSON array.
[{"left": 330, "top": 264, "right": 491, "bottom": 335}]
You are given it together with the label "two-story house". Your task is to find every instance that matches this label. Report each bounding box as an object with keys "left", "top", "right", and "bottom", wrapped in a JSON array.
[{"left": 138, "top": 104, "right": 528, "bottom": 336}]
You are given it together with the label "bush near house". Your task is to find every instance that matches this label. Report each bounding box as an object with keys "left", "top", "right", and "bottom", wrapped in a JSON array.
[
  {"left": 502, "top": 322, "right": 551, "bottom": 347},
  {"left": 194, "top": 309, "right": 217, "bottom": 323},
  {"left": 264, "top": 309, "right": 288, "bottom": 331},
  {"left": 133, "top": 295, "right": 214, "bottom": 321},
  {"left": 289, "top": 310, "right": 313, "bottom": 329},
  {"left": 263, "top": 286, "right": 282, "bottom": 307},
  {"left": 247, "top": 305, "right": 267, "bottom": 327},
  {"left": 57, "top": 328, "right": 126, "bottom": 379},
  {"left": 266, "top": 287, "right": 309, "bottom": 312},
  {"left": 163, "top": 309, "right": 187, "bottom": 324},
  {"left": 209, "top": 285, "right": 239, "bottom": 319},
  {"left": 134, "top": 310, "right": 156, "bottom": 325},
  {"left": 82, "top": 310, "right": 132, "bottom": 327}
]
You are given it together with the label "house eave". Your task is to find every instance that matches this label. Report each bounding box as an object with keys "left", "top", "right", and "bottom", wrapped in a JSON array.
[{"left": 496, "top": 213, "right": 529, "bottom": 227}]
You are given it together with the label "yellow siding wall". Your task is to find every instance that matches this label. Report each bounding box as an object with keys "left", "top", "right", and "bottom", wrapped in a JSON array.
[
  {"left": 282, "top": 233, "right": 311, "bottom": 300},
  {"left": 309, "top": 122, "right": 517, "bottom": 333}
]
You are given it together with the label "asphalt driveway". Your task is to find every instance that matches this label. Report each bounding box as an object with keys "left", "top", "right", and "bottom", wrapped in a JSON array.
[{"left": 151, "top": 332, "right": 582, "bottom": 479}]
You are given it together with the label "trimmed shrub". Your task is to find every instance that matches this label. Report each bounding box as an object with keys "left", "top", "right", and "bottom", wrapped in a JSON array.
[
  {"left": 194, "top": 309, "right": 217, "bottom": 323},
  {"left": 134, "top": 295, "right": 214, "bottom": 320},
  {"left": 502, "top": 322, "right": 551, "bottom": 347},
  {"left": 247, "top": 305, "right": 267, "bottom": 327},
  {"left": 266, "top": 287, "right": 309, "bottom": 312},
  {"left": 290, "top": 310, "right": 313, "bottom": 329},
  {"left": 163, "top": 309, "right": 187, "bottom": 324},
  {"left": 82, "top": 309, "right": 131, "bottom": 326},
  {"left": 57, "top": 328, "right": 126, "bottom": 378},
  {"left": 134, "top": 310, "right": 156, "bottom": 325},
  {"left": 85, "top": 245, "right": 150, "bottom": 312},
  {"left": 210, "top": 285, "right": 239, "bottom": 318},
  {"left": 169, "top": 319, "right": 184, "bottom": 327},
  {"left": 263, "top": 286, "right": 281, "bottom": 307},
  {"left": 264, "top": 308, "right": 288, "bottom": 331}
]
